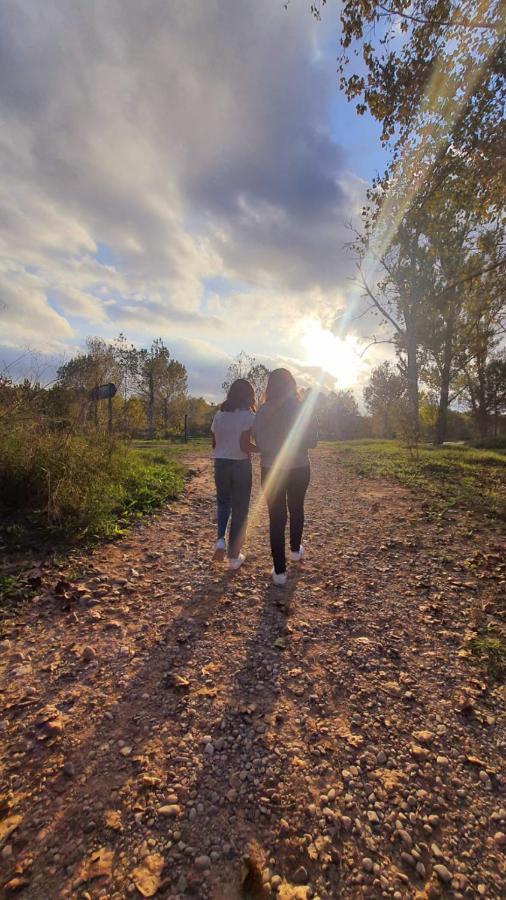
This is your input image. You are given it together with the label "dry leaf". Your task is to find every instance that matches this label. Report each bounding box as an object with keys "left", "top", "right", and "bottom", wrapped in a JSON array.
[
  {"left": 0, "top": 814, "right": 22, "bottom": 847},
  {"left": 278, "top": 883, "right": 309, "bottom": 900},
  {"left": 104, "top": 809, "right": 123, "bottom": 831},
  {"left": 132, "top": 852, "right": 164, "bottom": 897},
  {"left": 75, "top": 846, "right": 114, "bottom": 885}
]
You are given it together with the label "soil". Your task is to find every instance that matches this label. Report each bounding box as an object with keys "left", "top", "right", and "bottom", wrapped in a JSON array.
[{"left": 0, "top": 448, "right": 504, "bottom": 899}]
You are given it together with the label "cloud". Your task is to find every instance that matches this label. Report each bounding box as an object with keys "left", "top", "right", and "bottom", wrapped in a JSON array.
[{"left": 0, "top": 0, "right": 372, "bottom": 393}]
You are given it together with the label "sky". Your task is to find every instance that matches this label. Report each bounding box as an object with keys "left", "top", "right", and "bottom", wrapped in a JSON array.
[{"left": 0, "top": 0, "right": 393, "bottom": 400}]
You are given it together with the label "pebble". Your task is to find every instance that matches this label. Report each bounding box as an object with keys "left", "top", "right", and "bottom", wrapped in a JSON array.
[
  {"left": 434, "top": 864, "right": 452, "bottom": 883},
  {"left": 158, "top": 805, "right": 181, "bottom": 817},
  {"left": 376, "top": 751, "right": 387, "bottom": 765},
  {"left": 398, "top": 829, "right": 413, "bottom": 848},
  {"left": 362, "top": 858, "right": 374, "bottom": 873},
  {"left": 493, "top": 831, "right": 506, "bottom": 847},
  {"left": 195, "top": 854, "right": 211, "bottom": 869},
  {"left": 293, "top": 865, "right": 308, "bottom": 884}
]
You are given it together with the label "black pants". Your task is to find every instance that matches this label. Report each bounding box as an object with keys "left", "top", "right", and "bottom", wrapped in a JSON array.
[
  {"left": 261, "top": 465, "right": 310, "bottom": 574},
  {"left": 214, "top": 458, "right": 252, "bottom": 558}
]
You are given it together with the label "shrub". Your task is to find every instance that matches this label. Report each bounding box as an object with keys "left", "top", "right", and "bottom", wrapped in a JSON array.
[{"left": 0, "top": 424, "right": 184, "bottom": 543}]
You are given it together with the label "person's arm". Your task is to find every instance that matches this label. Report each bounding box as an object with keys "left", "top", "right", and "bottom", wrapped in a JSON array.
[
  {"left": 210, "top": 415, "right": 217, "bottom": 450},
  {"left": 240, "top": 428, "right": 259, "bottom": 454}
]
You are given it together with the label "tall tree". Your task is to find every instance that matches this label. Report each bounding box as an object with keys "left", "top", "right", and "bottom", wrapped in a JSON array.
[
  {"left": 159, "top": 359, "right": 188, "bottom": 436},
  {"left": 137, "top": 339, "right": 171, "bottom": 439},
  {"left": 363, "top": 361, "right": 405, "bottom": 436}
]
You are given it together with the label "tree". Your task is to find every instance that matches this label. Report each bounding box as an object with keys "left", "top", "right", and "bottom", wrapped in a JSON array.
[
  {"left": 486, "top": 358, "right": 506, "bottom": 436},
  {"left": 159, "top": 359, "right": 188, "bottom": 436},
  {"left": 136, "top": 339, "right": 171, "bottom": 439},
  {"left": 57, "top": 337, "right": 119, "bottom": 428},
  {"left": 111, "top": 333, "right": 140, "bottom": 404},
  {"left": 186, "top": 397, "right": 218, "bottom": 436},
  {"left": 465, "top": 356, "right": 506, "bottom": 437},
  {"left": 222, "top": 351, "right": 270, "bottom": 405},
  {"left": 314, "top": 0, "right": 504, "bottom": 221},
  {"left": 363, "top": 361, "right": 406, "bottom": 436},
  {"left": 316, "top": 389, "right": 359, "bottom": 439}
]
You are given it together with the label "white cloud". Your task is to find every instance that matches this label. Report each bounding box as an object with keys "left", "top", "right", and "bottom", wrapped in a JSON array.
[{"left": 0, "top": 0, "right": 378, "bottom": 393}]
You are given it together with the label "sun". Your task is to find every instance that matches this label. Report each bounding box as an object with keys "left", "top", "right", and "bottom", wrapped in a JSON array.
[{"left": 300, "top": 319, "right": 364, "bottom": 389}]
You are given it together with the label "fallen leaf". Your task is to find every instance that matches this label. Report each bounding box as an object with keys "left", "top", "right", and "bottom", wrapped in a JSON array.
[
  {"left": 75, "top": 846, "right": 114, "bottom": 885},
  {"left": 278, "top": 882, "right": 309, "bottom": 900},
  {"left": 104, "top": 810, "right": 123, "bottom": 831},
  {"left": 132, "top": 852, "right": 165, "bottom": 897},
  {"left": 0, "top": 814, "right": 22, "bottom": 847}
]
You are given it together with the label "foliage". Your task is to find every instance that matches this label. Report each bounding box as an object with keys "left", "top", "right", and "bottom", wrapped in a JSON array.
[
  {"left": 331, "top": 439, "right": 506, "bottom": 522},
  {"left": 187, "top": 397, "right": 218, "bottom": 435},
  {"left": 56, "top": 334, "right": 189, "bottom": 437},
  {"left": 313, "top": 389, "right": 360, "bottom": 438},
  {"left": 363, "top": 362, "right": 406, "bottom": 437},
  {"left": 222, "top": 351, "right": 270, "bottom": 406},
  {"left": 315, "top": 0, "right": 504, "bottom": 215},
  {"left": 468, "top": 633, "right": 505, "bottom": 682},
  {"left": 464, "top": 356, "right": 506, "bottom": 438},
  {"left": 0, "top": 424, "right": 184, "bottom": 545}
]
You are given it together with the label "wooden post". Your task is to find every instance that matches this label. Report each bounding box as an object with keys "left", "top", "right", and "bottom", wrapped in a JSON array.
[{"left": 184, "top": 414, "right": 188, "bottom": 443}]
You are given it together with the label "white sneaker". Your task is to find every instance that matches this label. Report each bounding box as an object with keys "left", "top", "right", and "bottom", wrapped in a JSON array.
[
  {"left": 272, "top": 568, "right": 287, "bottom": 586},
  {"left": 290, "top": 544, "right": 304, "bottom": 562},
  {"left": 213, "top": 538, "right": 226, "bottom": 561},
  {"left": 229, "top": 553, "right": 246, "bottom": 571}
]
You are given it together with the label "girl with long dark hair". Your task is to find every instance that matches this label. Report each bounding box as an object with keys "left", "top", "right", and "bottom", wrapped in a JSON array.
[
  {"left": 211, "top": 378, "right": 257, "bottom": 570},
  {"left": 253, "top": 368, "right": 317, "bottom": 585}
]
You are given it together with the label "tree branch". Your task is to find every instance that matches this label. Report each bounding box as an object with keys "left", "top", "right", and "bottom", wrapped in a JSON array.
[
  {"left": 376, "top": 3, "right": 500, "bottom": 32},
  {"left": 357, "top": 268, "right": 404, "bottom": 335}
]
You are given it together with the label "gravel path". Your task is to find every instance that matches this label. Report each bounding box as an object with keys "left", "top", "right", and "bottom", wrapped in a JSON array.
[{"left": 0, "top": 448, "right": 504, "bottom": 899}]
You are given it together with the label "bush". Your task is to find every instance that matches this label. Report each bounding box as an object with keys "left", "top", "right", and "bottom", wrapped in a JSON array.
[{"left": 0, "top": 424, "right": 184, "bottom": 543}]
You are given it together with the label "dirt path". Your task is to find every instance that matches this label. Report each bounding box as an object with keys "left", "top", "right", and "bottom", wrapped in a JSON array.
[{"left": 0, "top": 448, "right": 504, "bottom": 900}]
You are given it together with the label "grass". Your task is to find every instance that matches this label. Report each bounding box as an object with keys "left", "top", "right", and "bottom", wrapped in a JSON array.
[
  {"left": 0, "top": 431, "right": 186, "bottom": 550},
  {"left": 468, "top": 633, "right": 505, "bottom": 682},
  {"left": 329, "top": 439, "right": 506, "bottom": 523},
  {"left": 132, "top": 436, "right": 210, "bottom": 457}
]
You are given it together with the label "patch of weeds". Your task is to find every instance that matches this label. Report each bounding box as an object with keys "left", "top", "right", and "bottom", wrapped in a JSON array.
[
  {"left": 0, "top": 574, "right": 31, "bottom": 614},
  {"left": 468, "top": 633, "right": 505, "bottom": 682}
]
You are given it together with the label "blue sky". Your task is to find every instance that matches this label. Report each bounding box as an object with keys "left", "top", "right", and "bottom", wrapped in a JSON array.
[{"left": 0, "top": 0, "right": 392, "bottom": 399}]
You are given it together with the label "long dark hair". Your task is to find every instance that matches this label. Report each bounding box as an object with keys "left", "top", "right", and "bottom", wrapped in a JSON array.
[
  {"left": 221, "top": 378, "right": 255, "bottom": 412},
  {"left": 264, "top": 368, "right": 299, "bottom": 405}
]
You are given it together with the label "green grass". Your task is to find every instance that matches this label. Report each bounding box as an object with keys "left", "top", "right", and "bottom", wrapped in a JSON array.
[
  {"left": 132, "top": 436, "right": 210, "bottom": 457},
  {"left": 0, "top": 432, "right": 185, "bottom": 548},
  {"left": 468, "top": 633, "right": 505, "bottom": 682},
  {"left": 329, "top": 439, "right": 506, "bottom": 523}
]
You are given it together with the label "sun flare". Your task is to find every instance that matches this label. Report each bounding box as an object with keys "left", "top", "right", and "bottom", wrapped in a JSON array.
[{"left": 301, "top": 319, "right": 364, "bottom": 388}]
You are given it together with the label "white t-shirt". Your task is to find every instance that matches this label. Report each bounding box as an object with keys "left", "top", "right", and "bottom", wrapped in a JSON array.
[{"left": 211, "top": 409, "right": 255, "bottom": 460}]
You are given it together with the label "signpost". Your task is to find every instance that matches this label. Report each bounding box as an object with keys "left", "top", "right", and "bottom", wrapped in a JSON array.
[{"left": 89, "top": 383, "right": 117, "bottom": 433}]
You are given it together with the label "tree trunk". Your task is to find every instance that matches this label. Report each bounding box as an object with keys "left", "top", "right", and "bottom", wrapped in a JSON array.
[
  {"left": 163, "top": 397, "right": 169, "bottom": 438},
  {"left": 406, "top": 333, "right": 419, "bottom": 443},
  {"left": 434, "top": 373, "right": 450, "bottom": 445},
  {"left": 147, "top": 369, "right": 154, "bottom": 440}
]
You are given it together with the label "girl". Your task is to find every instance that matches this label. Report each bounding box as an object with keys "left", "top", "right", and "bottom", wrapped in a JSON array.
[
  {"left": 253, "top": 368, "right": 317, "bottom": 585},
  {"left": 211, "top": 378, "right": 257, "bottom": 570}
]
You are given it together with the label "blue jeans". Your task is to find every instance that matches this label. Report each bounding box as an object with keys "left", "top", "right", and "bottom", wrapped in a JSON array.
[{"left": 214, "top": 458, "right": 252, "bottom": 558}]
